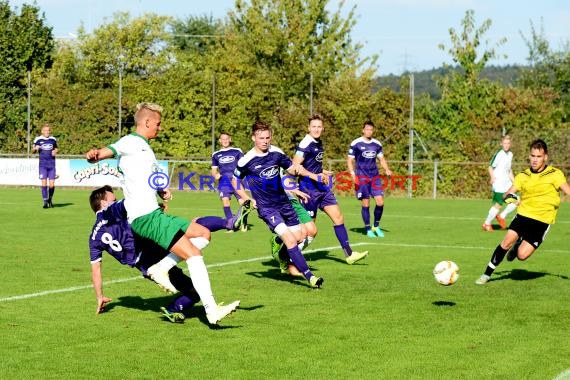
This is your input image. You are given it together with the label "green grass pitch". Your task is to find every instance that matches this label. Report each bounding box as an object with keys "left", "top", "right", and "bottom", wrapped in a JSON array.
[{"left": 1, "top": 188, "right": 569, "bottom": 379}]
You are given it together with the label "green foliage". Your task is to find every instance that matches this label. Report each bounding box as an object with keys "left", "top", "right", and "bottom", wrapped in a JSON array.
[
  {"left": 519, "top": 19, "right": 570, "bottom": 122},
  {"left": 169, "top": 14, "right": 223, "bottom": 54},
  {"left": 0, "top": 1, "right": 53, "bottom": 152},
  {"left": 438, "top": 9, "right": 506, "bottom": 85}
]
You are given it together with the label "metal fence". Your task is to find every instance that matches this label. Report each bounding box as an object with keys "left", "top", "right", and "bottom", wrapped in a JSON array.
[{"left": 4, "top": 154, "right": 568, "bottom": 200}]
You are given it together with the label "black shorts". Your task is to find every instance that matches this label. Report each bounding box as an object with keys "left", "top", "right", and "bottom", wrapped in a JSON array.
[
  {"left": 134, "top": 236, "right": 170, "bottom": 275},
  {"left": 508, "top": 214, "right": 551, "bottom": 249}
]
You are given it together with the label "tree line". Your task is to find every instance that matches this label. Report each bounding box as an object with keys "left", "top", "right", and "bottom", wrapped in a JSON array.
[{"left": 1, "top": 1, "right": 569, "bottom": 197}]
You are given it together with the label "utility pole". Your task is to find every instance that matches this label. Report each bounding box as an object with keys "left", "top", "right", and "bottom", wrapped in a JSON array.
[{"left": 408, "top": 74, "right": 414, "bottom": 198}]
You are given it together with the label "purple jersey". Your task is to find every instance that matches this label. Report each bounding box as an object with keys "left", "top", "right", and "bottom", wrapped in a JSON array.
[
  {"left": 348, "top": 137, "right": 383, "bottom": 177},
  {"left": 212, "top": 147, "right": 243, "bottom": 178},
  {"left": 234, "top": 146, "right": 292, "bottom": 208},
  {"left": 33, "top": 135, "right": 57, "bottom": 167},
  {"left": 295, "top": 134, "right": 325, "bottom": 193},
  {"left": 89, "top": 200, "right": 138, "bottom": 267}
]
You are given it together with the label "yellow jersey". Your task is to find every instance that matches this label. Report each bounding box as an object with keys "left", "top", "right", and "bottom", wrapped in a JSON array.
[{"left": 514, "top": 166, "right": 567, "bottom": 224}]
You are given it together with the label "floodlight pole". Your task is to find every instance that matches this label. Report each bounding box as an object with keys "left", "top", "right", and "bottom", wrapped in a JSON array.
[
  {"left": 310, "top": 72, "right": 314, "bottom": 115},
  {"left": 26, "top": 69, "right": 31, "bottom": 155},
  {"left": 118, "top": 54, "right": 124, "bottom": 138},
  {"left": 408, "top": 74, "right": 414, "bottom": 198},
  {"left": 211, "top": 73, "right": 216, "bottom": 156}
]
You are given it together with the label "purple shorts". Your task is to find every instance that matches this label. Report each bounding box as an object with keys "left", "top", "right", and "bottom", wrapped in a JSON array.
[
  {"left": 218, "top": 176, "right": 242, "bottom": 200},
  {"left": 299, "top": 187, "right": 338, "bottom": 219},
  {"left": 257, "top": 202, "right": 300, "bottom": 232},
  {"left": 355, "top": 176, "right": 385, "bottom": 200},
  {"left": 39, "top": 166, "right": 56, "bottom": 180}
]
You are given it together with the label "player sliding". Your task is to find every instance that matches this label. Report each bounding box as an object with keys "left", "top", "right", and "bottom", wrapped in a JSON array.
[
  {"left": 232, "top": 120, "right": 324, "bottom": 288},
  {"left": 85, "top": 102, "right": 240, "bottom": 325},
  {"left": 88, "top": 185, "right": 250, "bottom": 323}
]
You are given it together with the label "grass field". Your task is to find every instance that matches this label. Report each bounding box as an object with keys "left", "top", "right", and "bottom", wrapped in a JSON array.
[{"left": 1, "top": 188, "right": 570, "bottom": 379}]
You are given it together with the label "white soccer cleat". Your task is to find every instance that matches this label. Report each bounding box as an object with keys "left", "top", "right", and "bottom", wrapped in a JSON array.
[
  {"left": 206, "top": 300, "right": 240, "bottom": 325},
  {"left": 346, "top": 251, "right": 368, "bottom": 265},
  {"left": 475, "top": 274, "right": 491, "bottom": 285},
  {"left": 147, "top": 264, "right": 177, "bottom": 294}
]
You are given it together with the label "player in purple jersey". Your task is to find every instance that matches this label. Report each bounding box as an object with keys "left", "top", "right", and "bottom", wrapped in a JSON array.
[
  {"left": 293, "top": 114, "right": 368, "bottom": 265},
  {"left": 32, "top": 124, "right": 58, "bottom": 208},
  {"left": 211, "top": 132, "right": 249, "bottom": 230},
  {"left": 89, "top": 185, "right": 248, "bottom": 323},
  {"left": 347, "top": 121, "right": 392, "bottom": 238},
  {"left": 232, "top": 120, "right": 324, "bottom": 288}
]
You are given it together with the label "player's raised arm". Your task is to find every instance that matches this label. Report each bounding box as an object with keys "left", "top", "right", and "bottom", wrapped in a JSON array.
[{"left": 86, "top": 147, "right": 114, "bottom": 163}]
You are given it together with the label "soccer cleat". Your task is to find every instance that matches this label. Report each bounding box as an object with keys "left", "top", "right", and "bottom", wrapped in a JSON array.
[
  {"left": 366, "top": 230, "right": 376, "bottom": 238},
  {"left": 233, "top": 200, "right": 252, "bottom": 231},
  {"left": 346, "top": 251, "right": 368, "bottom": 265},
  {"left": 206, "top": 300, "right": 240, "bottom": 325},
  {"left": 43, "top": 202, "right": 49, "bottom": 209},
  {"left": 507, "top": 239, "right": 522, "bottom": 262},
  {"left": 496, "top": 215, "right": 507, "bottom": 229},
  {"left": 160, "top": 307, "right": 185, "bottom": 323},
  {"left": 482, "top": 223, "right": 493, "bottom": 232},
  {"left": 146, "top": 264, "right": 177, "bottom": 294},
  {"left": 309, "top": 276, "right": 324, "bottom": 288},
  {"left": 270, "top": 236, "right": 288, "bottom": 273},
  {"left": 373, "top": 226, "right": 385, "bottom": 238},
  {"left": 475, "top": 274, "right": 491, "bottom": 285}
]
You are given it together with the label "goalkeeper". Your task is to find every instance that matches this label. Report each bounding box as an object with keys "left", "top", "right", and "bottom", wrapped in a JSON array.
[{"left": 476, "top": 139, "right": 570, "bottom": 285}]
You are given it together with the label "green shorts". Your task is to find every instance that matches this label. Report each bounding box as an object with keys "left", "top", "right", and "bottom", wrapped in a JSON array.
[
  {"left": 491, "top": 191, "right": 506, "bottom": 205},
  {"left": 131, "top": 208, "right": 190, "bottom": 251},
  {"left": 290, "top": 197, "right": 313, "bottom": 224}
]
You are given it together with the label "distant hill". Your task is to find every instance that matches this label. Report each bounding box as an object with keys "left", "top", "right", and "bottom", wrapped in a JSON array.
[{"left": 374, "top": 65, "right": 526, "bottom": 98}]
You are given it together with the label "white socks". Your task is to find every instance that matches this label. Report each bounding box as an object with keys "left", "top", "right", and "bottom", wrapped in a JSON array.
[
  {"left": 297, "top": 236, "right": 315, "bottom": 251},
  {"left": 484, "top": 207, "right": 499, "bottom": 225},
  {"left": 500, "top": 203, "right": 517, "bottom": 219},
  {"left": 186, "top": 256, "right": 216, "bottom": 312},
  {"left": 154, "top": 253, "right": 180, "bottom": 272},
  {"left": 190, "top": 237, "right": 210, "bottom": 250}
]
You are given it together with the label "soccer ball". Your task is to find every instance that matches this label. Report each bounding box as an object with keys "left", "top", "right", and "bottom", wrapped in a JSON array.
[{"left": 433, "top": 260, "right": 459, "bottom": 286}]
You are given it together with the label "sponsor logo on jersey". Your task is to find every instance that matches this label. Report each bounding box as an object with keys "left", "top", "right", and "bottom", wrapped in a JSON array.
[
  {"left": 316, "top": 152, "right": 324, "bottom": 162},
  {"left": 363, "top": 150, "right": 377, "bottom": 159},
  {"left": 259, "top": 165, "right": 280, "bottom": 179},
  {"left": 219, "top": 156, "right": 236, "bottom": 164}
]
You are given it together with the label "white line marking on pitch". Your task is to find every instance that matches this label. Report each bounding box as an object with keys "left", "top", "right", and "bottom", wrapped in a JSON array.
[
  {"left": 0, "top": 242, "right": 369, "bottom": 303},
  {"left": 1, "top": 241, "right": 567, "bottom": 303}
]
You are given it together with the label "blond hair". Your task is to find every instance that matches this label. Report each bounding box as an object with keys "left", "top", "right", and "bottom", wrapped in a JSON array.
[{"left": 134, "top": 102, "right": 163, "bottom": 125}]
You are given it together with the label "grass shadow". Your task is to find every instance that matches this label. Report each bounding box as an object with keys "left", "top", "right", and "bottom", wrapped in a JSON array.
[
  {"left": 49, "top": 202, "right": 74, "bottom": 208},
  {"left": 105, "top": 295, "right": 244, "bottom": 328},
  {"left": 105, "top": 295, "right": 174, "bottom": 313},
  {"left": 492, "top": 268, "right": 569, "bottom": 282},
  {"left": 432, "top": 300, "right": 456, "bottom": 307},
  {"left": 245, "top": 268, "right": 315, "bottom": 288},
  {"left": 349, "top": 226, "right": 389, "bottom": 236}
]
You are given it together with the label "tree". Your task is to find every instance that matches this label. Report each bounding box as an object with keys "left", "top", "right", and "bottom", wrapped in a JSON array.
[
  {"left": 204, "top": 0, "right": 375, "bottom": 154},
  {"left": 438, "top": 9, "right": 506, "bottom": 85},
  {"left": 519, "top": 19, "right": 570, "bottom": 122},
  {"left": 0, "top": 1, "right": 53, "bottom": 152}
]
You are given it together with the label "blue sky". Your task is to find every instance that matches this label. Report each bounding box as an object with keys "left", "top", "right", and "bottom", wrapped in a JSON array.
[{"left": 9, "top": 0, "right": 570, "bottom": 75}]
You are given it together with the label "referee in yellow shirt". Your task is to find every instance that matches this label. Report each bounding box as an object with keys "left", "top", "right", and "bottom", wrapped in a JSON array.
[{"left": 476, "top": 139, "right": 570, "bottom": 285}]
